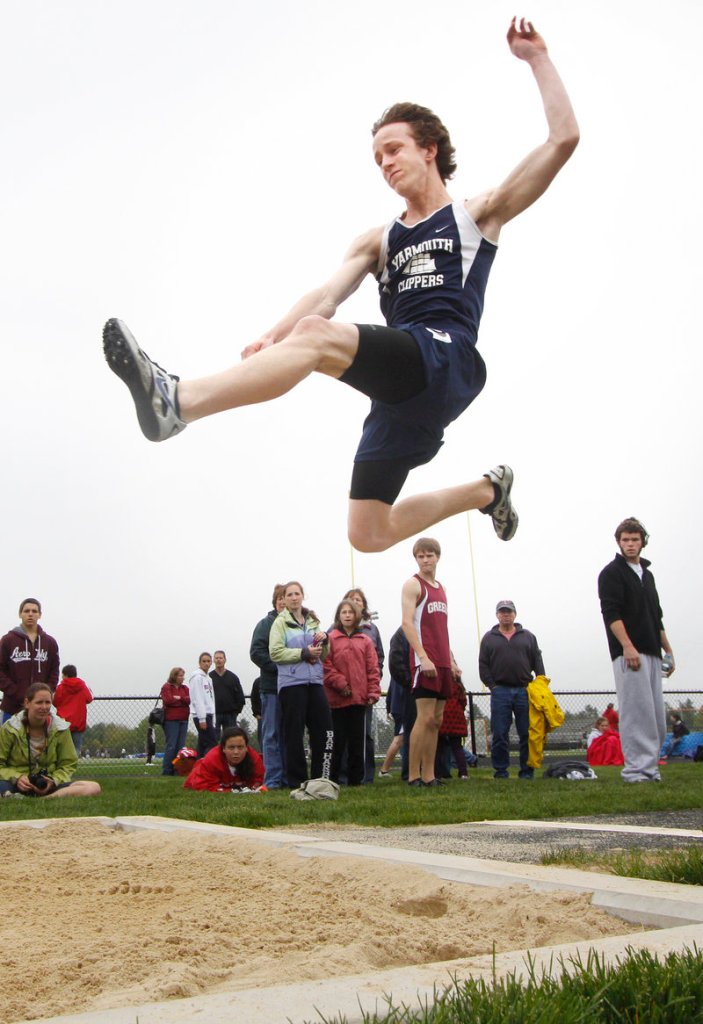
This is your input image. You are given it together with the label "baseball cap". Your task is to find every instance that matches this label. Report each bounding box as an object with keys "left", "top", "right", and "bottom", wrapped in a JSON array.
[{"left": 496, "top": 600, "right": 516, "bottom": 613}]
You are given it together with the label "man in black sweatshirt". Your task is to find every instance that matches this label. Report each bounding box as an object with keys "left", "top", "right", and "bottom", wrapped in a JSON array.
[
  {"left": 210, "top": 650, "right": 245, "bottom": 737},
  {"left": 598, "top": 517, "right": 674, "bottom": 783}
]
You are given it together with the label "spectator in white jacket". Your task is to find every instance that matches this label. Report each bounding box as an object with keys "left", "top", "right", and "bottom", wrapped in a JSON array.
[{"left": 189, "top": 653, "right": 217, "bottom": 758}]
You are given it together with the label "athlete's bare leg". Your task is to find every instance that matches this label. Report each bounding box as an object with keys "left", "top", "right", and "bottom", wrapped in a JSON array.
[
  {"left": 348, "top": 479, "right": 495, "bottom": 553},
  {"left": 408, "top": 697, "right": 445, "bottom": 784},
  {"left": 380, "top": 732, "right": 403, "bottom": 773},
  {"left": 105, "top": 316, "right": 514, "bottom": 551},
  {"left": 181, "top": 323, "right": 496, "bottom": 553},
  {"left": 103, "top": 314, "right": 360, "bottom": 442},
  {"left": 178, "top": 316, "right": 359, "bottom": 420}
]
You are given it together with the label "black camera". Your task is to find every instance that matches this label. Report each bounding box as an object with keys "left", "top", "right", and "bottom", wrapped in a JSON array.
[{"left": 28, "top": 770, "right": 51, "bottom": 791}]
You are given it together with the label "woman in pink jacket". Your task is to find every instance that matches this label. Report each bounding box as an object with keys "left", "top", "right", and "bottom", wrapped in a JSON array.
[{"left": 324, "top": 599, "right": 381, "bottom": 786}]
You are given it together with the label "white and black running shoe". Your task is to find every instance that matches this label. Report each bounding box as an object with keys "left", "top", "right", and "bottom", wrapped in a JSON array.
[
  {"left": 480, "top": 464, "right": 518, "bottom": 541},
  {"left": 103, "top": 319, "right": 186, "bottom": 442}
]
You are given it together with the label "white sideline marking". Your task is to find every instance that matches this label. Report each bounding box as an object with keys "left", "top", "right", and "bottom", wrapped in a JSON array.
[{"left": 472, "top": 818, "right": 703, "bottom": 838}]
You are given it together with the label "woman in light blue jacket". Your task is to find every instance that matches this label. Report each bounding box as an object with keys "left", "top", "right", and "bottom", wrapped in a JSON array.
[{"left": 269, "top": 581, "right": 332, "bottom": 789}]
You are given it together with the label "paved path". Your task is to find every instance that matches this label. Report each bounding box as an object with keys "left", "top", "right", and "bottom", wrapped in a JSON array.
[{"left": 288, "top": 811, "right": 703, "bottom": 864}]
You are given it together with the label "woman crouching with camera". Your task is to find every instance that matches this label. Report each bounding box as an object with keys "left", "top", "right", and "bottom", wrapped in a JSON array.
[{"left": 0, "top": 683, "right": 101, "bottom": 799}]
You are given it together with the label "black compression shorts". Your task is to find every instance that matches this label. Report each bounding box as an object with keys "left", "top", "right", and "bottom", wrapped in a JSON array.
[
  {"left": 341, "top": 324, "right": 426, "bottom": 404},
  {"left": 349, "top": 457, "right": 417, "bottom": 505}
]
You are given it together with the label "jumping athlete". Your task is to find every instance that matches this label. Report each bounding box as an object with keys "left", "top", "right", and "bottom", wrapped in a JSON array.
[{"left": 103, "top": 19, "right": 578, "bottom": 552}]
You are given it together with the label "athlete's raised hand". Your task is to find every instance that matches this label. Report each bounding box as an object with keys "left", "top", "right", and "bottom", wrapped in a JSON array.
[{"left": 507, "top": 17, "right": 547, "bottom": 61}]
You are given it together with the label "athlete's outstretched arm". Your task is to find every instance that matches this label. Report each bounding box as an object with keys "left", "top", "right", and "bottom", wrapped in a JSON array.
[
  {"left": 467, "top": 18, "right": 579, "bottom": 239},
  {"left": 242, "top": 226, "right": 383, "bottom": 358}
]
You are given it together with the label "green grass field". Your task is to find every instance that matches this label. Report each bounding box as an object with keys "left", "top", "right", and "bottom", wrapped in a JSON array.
[
  {"left": 309, "top": 949, "right": 703, "bottom": 1024},
  {"left": 541, "top": 843, "right": 703, "bottom": 886},
  {"left": 1, "top": 761, "right": 700, "bottom": 830}
]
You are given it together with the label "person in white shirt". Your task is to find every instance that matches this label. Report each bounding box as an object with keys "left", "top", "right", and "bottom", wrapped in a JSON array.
[{"left": 188, "top": 652, "right": 217, "bottom": 758}]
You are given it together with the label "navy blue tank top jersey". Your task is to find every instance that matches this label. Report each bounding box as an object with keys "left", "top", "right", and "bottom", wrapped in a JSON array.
[
  {"left": 352, "top": 202, "right": 497, "bottom": 466},
  {"left": 377, "top": 201, "right": 497, "bottom": 337}
]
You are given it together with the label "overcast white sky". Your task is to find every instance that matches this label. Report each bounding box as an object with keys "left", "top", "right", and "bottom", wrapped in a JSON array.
[{"left": 1, "top": 0, "right": 700, "bottom": 697}]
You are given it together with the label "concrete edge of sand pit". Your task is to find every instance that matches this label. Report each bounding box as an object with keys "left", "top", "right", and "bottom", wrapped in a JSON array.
[
  {"left": 19, "top": 926, "right": 703, "bottom": 1024},
  {"left": 8, "top": 815, "right": 703, "bottom": 1024}
]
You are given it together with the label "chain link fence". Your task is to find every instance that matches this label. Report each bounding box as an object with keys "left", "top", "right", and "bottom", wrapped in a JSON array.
[
  {"left": 71, "top": 689, "right": 703, "bottom": 773},
  {"left": 72, "top": 696, "right": 262, "bottom": 772}
]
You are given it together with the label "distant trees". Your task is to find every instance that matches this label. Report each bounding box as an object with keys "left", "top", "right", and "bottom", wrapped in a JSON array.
[{"left": 82, "top": 716, "right": 198, "bottom": 758}]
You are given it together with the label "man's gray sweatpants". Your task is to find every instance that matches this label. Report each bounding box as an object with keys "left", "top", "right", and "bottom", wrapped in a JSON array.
[{"left": 612, "top": 652, "right": 667, "bottom": 782}]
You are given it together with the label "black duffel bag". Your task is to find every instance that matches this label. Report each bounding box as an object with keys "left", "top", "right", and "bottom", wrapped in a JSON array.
[{"left": 148, "top": 699, "right": 165, "bottom": 728}]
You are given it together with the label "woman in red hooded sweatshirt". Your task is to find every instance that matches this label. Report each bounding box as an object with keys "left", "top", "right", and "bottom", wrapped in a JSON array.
[{"left": 185, "top": 726, "right": 265, "bottom": 792}]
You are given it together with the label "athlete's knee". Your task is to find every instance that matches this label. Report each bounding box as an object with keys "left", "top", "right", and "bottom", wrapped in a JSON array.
[
  {"left": 289, "top": 316, "right": 358, "bottom": 375},
  {"left": 348, "top": 529, "right": 386, "bottom": 553},
  {"left": 348, "top": 521, "right": 392, "bottom": 553},
  {"left": 290, "top": 314, "right": 328, "bottom": 337},
  {"left": 348, "top": 498, "right": 395, "bottom": 552},
  {"left": 287, "top": 315, "right": 328, "bottom": 350}
]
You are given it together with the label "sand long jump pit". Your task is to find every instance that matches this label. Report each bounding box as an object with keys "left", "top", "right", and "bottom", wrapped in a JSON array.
[{"left": 1, "top": 817, "right": 702, "bottom": 1024}]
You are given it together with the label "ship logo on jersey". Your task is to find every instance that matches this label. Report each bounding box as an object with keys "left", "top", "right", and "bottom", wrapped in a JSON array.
[
  {"left": 403, "top": 253, "right": 437, "bottom": 275},
  {"left": 391, "top": 237, "right": 454, "bottom": 274}
]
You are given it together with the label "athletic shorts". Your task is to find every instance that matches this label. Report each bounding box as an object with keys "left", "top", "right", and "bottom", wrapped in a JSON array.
[
  {"left": 412, "top": 666, "right": 454, "bottom": 701},
  {"left": 342, "top": 322, "right": 486, "bottom": 504},
  {"left": 349, "top": 456, "right": 417, "bottom": 504}
]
